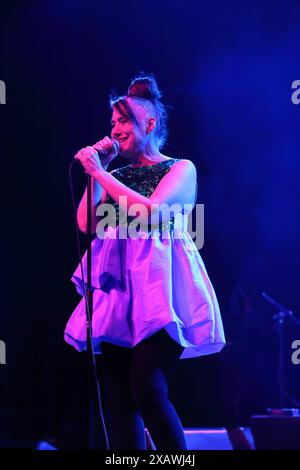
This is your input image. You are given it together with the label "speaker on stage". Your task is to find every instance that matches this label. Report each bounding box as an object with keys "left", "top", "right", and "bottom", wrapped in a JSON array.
[
  {"left": 251, "top": 414, "right": 300, "bottom": 449},
  {"left": 145, "top": 428, "right": 235, "bottom": 450},
  {"left": 184, "top": 428, "right": 233, "bottom": 450}
]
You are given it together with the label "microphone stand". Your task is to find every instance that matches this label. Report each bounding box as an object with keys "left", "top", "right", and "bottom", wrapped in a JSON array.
[
  {"left": 262, "top": 292, "right": 300, "bottom": 409},
  {"left": 82, "top": 147, "right": 119, "bottom": 449},
  {"left": 85, "top": 174, "right": 105, "bottom": 449},
  {"left": 82, "top": 146, "right": 118, "bottom": 448},
  {"left": 86, "top": 174, "right": 95, "bottom": 448},
  {"left": 69, "top": 159, "right": 110, "bottom": 449}
]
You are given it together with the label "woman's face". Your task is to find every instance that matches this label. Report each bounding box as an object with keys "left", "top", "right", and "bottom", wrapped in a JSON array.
[{"left": 110, "top": 98, "right": 149, "bottom": 159}]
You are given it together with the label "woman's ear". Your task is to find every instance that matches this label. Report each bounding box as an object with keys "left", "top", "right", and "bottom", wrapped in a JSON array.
[{"left": 146, "top": 117, "right": 156, "bottom": 135}]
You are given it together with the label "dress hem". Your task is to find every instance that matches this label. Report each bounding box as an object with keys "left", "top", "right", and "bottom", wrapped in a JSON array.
[{"left": 64, "top": 320, "right": 225, "bottom": 360}]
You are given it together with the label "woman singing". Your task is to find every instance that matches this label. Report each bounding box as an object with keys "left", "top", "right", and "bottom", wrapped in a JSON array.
[{"left": 64, "top": 74, "right": 225, "bottom": 450}]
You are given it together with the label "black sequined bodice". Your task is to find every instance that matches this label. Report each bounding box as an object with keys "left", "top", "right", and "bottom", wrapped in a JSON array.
[{"left": 104, "top": 158, "right": 180, "bottom": 228}]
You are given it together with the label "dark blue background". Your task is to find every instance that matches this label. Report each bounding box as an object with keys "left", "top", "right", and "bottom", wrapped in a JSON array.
[{"left": 0, "top": 0, "right": 299, "bottom": 447}]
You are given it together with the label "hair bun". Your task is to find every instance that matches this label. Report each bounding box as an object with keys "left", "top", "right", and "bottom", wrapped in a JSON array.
[{"left": 127, "top": 75, "right": 162, "bottom": 101}]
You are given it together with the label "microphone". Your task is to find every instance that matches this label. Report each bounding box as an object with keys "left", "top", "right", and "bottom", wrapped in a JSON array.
[
  {"left": 71, "top": 138, "right": 119, "bottom": 171},
  {"left": 93, "top": 138, "right": 120, "bottom": 157},
  {"left": 111, "top": 138, "right": 120, "bottom": 155}
]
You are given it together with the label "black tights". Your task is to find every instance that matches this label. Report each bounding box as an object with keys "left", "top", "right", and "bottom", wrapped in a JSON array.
[{"left": 99, "top": 329, "right": 187, "bottom": 450}]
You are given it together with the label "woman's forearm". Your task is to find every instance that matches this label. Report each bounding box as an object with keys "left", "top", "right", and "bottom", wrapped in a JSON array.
[
  {"left": 77, "top": 177, "right": 103, "bottom": 233},
  {"left": 92, "top": 168, "right": 152, "bottom": 219}
]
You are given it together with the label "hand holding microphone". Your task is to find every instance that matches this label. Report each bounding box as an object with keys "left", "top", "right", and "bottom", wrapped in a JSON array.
[
  {"left": 74, "top": 137, "right": 119, "bottom": 177},
  {"left": 93, "top": 136, "right": 120, "bottom": 166}
]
